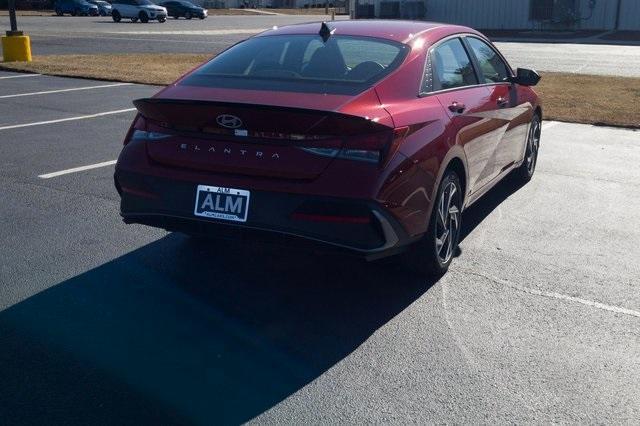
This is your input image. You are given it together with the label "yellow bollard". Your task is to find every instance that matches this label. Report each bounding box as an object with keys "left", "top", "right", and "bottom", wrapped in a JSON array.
[{"left": 2, "top": 32, "right": 32, "bottom": 62}]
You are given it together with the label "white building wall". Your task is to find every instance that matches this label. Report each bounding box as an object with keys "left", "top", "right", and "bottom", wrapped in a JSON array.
[
  {"left": 578, "top": 0, "right": 616, "bottom": 30},
  {"left": 426, "top": 0, "right": 530, "bottom": 29},
  {"left": 418, "top": 0, "right": 640, "bottom": 31},
  {"left": 618, "top": 0, "right": 640, "bottom": 30}
]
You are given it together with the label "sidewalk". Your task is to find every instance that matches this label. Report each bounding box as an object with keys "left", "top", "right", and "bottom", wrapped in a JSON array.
[{"left": 484, "top": 29, "right": 640, "bottom": 46}]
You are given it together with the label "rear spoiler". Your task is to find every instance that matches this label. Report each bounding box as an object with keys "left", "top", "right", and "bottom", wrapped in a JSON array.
[{"left": 132, "top": 97, "right": 393, "bottom": 137}]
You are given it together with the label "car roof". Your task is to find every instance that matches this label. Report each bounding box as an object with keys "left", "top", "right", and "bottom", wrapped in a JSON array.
[{"left": 257, "top": 20, "right": 478, "bottom": 44}]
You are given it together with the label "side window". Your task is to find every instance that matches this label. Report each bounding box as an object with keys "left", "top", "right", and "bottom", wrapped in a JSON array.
[
  {"left": 431, "top": 38, "right": 478, "bottom": 91},
  {"left": 466, "top": 37, "right": 510, "bottom": 84}
]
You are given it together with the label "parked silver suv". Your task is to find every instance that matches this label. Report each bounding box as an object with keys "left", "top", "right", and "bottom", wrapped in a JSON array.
[{"left": 111, "top": 0, "right": 167, "bottom": 23}]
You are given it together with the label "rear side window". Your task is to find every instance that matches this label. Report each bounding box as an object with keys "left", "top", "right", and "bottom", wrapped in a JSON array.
[
  {"left": 431, "top": 38, "right": 478, "bottom": 91},
  {"left": 466, "top": 37, "right": 510, "bottom": 83},
  {"left": 181, "top": 35, "right": 409, "bottom": 95}
]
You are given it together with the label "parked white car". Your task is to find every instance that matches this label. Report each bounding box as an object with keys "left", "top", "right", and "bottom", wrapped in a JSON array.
[{"left": 111, "top": 0, "right": 167, "bottom": 23}]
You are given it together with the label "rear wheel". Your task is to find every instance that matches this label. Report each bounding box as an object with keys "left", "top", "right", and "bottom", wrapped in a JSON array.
[
  {"left": 139, "top": 11, "right": 149, "bottom": 22},
  {"left": 112, "top": 10, "right": 121, "bottom": 21},
  {"left": 402, "top": 170, "right": 462, "bottom": 277},
  {"left": 514, "top": 113, "right": 541, "bottom": 183}
]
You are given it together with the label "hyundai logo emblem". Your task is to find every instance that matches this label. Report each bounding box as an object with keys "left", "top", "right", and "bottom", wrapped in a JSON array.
[{"left": 216, "top": 114, "right": 243, "bottom": 129}]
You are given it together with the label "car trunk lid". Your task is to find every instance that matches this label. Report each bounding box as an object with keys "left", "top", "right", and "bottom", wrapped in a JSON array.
[{"left": 133, "top": 89, "right": 393, "bottom": 180}]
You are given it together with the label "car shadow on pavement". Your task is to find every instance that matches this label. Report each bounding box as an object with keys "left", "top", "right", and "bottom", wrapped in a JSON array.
[
  {"left": 0, "top": 232, "right": 435, "bottom": 425},
  {"left": 0, "top": 175, "right": 525, "bottom": 425},
  {"left": 459, "top": 175, "right": 525, "bottom": 243}
]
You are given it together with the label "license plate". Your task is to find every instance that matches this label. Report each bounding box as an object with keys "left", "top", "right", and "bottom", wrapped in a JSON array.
[{"left": 193, "top": 185, "right": 250, "bottom": 222}]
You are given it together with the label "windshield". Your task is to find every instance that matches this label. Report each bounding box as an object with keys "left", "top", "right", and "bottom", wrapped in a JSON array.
[{"left": 181, "top": 35, "right": 409, "bottom": 95}]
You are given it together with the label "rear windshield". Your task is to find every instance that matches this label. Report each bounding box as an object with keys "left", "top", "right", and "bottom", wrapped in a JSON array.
[{"left": 180, "top": 35, "right": 409, "bottom": 95}]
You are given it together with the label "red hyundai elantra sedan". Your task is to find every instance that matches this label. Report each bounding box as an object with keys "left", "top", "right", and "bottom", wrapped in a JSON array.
[{"left": 115, "top": 20, "right": 541, "bottom": 276}]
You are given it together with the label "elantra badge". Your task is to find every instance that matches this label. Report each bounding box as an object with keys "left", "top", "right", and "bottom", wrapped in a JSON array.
[{"left": 216, "top": 114, "right": 243, "bottom": 129}]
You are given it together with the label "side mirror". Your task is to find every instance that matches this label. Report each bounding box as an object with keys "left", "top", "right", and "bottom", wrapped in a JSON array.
[{"left": 510, "top": 68, "right": 541, "bottom": 86}]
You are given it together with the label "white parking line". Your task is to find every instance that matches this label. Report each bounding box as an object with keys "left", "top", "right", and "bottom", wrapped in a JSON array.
[
  {"left": 0, "top": 108, "right": 136, "bottom": 131},
  {"left": 0, "top": 73, "right": 42, "bottom": 80},
  {"left": 39, "top": 160, "right": 117, "bottom": 179},
  {"left": 464, "top": 270, "right": 640, "bottom": 320},
  {"left": 0, "top": 83, "right": 133, "bottom": 99}
]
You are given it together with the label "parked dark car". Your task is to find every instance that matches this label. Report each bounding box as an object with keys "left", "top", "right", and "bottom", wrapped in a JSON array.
[
  {"left": 86, "top": 0, "right": 112, "bottom": 15},
  {"left": 159, "top": 0, "right": 207, "bottom": 19},
  {"left": 115, "top": 21, "right": 542, "bottom": 277},
  {"left": 54, "top": 0, "right": 99, "bottom": 15}
]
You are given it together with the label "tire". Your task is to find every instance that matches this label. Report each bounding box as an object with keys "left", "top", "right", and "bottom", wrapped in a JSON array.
[
  {"left": 199, "top": 15, "right": 205, "bottom": 19},
  {"left": 70, "top": 9, "right": 77, "bottom": 16},
  {"left": 514, "top": 113, "right": 541, "bottom": 183},
  {"left": 158, "top": 16, "right": 166, "bottom": 22},
  {"left": 139, "top": 11, "right": 149, "bottom": 23},
  {"left": 112, "top": 10, "right": 121, "bottom": 21},
  {"left": 173, "top": 14, "right": 179, "bottom": 19},
  {"left": 55, "top": 9, "right": 63, "bottom": 15},
  {"left": 402, "top": 170, "right": 463, "bottom": 277},
  {"left": 185, "top": 11, "right": 192, "bottom": 19}
]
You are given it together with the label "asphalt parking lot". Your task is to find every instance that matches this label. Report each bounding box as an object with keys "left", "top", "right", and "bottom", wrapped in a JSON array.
[
  {"left": 2, "top": 15, "right": 640, "bottom": 76},
  {"left": 1, "top": 71, "right": 639, "bottom": 424}
]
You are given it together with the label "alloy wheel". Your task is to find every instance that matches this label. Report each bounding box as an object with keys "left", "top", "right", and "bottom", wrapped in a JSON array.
[
  {"left": 434, "top": 180, "right": 461, "bottom": 264},
  {"left": 526, "top": 118, "right": 541, "bottom": 175}
]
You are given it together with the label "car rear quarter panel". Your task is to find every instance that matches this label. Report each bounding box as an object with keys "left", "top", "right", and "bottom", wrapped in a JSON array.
[{"left": 374, "top": 36, "right": 465, "bottom": 237}]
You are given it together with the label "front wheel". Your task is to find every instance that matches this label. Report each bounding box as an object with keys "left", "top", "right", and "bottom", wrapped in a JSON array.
[
  {"left": 514, "top": 114, "right": 541, "bottom": 183},
  {"left": 112, "top": 10, "right": 121, "bottom": 21},
  {"left": 402, "top": 170, "right": 463, "bottom": 277},
  {"left": 157, "top": 16, "right": 166, "bottom": 22}
]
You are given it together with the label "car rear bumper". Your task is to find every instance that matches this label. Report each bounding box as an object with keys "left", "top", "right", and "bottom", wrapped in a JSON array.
[{"left": 115, "top": 170, "right": 417, "bottom": 259}]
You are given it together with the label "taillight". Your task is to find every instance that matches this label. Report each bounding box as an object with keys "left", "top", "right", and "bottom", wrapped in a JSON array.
[
  {"left": 130, "top": 130, "right": 172, "bottom": 142},
  {"left": 382, "top": 126, "right": 410, "bottom": 166},
  {"left": 123, "top": 114, "right": 146, "bottom": 145},
  {"left": 300, "top": 128, "right": 409, "bottom": 166},
  {"left": 299, "top": 147, "right": 381, "bottom": 164}
]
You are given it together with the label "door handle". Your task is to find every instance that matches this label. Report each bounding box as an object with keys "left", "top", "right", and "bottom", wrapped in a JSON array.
[
  {"left": 497, "top": 97, "right": 508, "bottom": 108},
  {"left": 448, "top": 102, "right": 466, "bottom": 114}
]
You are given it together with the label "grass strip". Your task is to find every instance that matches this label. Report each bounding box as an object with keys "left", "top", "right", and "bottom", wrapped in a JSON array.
[{"left": 1, "top": 54, "right": 638, "bottom": 128}]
